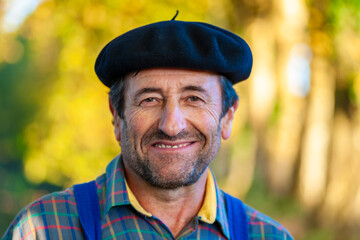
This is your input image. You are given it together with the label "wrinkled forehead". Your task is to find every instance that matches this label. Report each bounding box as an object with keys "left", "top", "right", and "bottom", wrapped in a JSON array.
[{"left": 124, "top": 68, "right": 222, "bottom": 94}]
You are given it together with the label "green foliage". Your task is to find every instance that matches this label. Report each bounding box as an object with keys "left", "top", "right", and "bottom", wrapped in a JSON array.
[
  {"left": 328, "top": 0, "right": 360, "bottom": 33},
  {"left": 0, "top": 36, "right": 61, "bottom": 233}
]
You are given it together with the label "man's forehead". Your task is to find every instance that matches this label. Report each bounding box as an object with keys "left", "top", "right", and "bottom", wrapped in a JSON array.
[{"left": 125, "top": 68, "right": 222, "bottom": 90}]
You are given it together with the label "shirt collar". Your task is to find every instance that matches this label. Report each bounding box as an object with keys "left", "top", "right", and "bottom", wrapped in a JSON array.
[
  {"left": 213, "top": 176, "right": 230, "bottom": 239},
  {"left": 104, "top": 155, "right": 230, "bottom": 239},
  {"left": 104, "top": 155, "right": 130, "bottom": 215}
]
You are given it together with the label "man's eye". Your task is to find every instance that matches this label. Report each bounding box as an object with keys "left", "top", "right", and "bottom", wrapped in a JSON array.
[
  {"left": 185, "top": 96, "right": 205, "bottom": 106},
  {"left": 140, "top": 97, "right": 159, "bottom": 106},
  {"left": 143, "top": 97, "right": 156, "bottom": 103},
  {"left": 188, "top": 96, "right": 201, "bottom": 102}
]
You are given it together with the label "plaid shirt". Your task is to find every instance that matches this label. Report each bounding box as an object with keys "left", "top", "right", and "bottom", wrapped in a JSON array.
[{"left": 3, "top": 156, "right": 293, "bottom": 239}]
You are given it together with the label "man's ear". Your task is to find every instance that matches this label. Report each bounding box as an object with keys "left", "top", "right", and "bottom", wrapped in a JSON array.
[
  {"left": 221, "top": 100, "right": 239, "bottom": 140},
  {"left": 109, "top": 98, "right": 121, "bottom": 142}
]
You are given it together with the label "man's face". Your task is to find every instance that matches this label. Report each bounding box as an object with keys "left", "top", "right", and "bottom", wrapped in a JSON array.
[{"left": 113, "top": 68, "right": 235, "bottom": 189}]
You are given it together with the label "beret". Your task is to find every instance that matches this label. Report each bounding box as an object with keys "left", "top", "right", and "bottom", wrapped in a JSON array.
[{"left": 95, "top": 20, "right": 252, "bottom": 87}]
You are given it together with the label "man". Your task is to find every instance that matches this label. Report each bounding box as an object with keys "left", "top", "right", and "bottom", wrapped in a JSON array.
[{"left": 3, "top": 18, "right": 293, "bottom": 239}]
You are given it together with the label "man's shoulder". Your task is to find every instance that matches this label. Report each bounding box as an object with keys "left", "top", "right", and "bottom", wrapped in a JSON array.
[
  {"left": 2, "top": 188, "right": 79, "bottom": 240},
  {"left": 243, "top": 203, "right": 294, "bottom": 240},
  {"left": 16, "top": 187, "right": 76, "bottom": 215},
  {"left": 22, "top": 187, "right": 77, "bottom": 213},
  {"left": 220, "top": 191, "right": 293, "bottom": 239}
]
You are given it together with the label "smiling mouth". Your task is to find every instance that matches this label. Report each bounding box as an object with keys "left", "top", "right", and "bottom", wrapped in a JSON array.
[{"left": 153, "top": 142, "right": 193, "bottom": 149}]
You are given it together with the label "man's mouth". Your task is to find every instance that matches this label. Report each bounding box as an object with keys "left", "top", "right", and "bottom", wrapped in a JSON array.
[{"left": 153, "top": 142, "right": 192, "bottom": 149}]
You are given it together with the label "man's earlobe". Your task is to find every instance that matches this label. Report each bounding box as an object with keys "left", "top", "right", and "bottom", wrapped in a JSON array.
[
  {"left": 221, "top": 100, "right": 239, "bottom": 140},
  {"left": 113, "top": 113, "right": 121, "bottom": 142}
]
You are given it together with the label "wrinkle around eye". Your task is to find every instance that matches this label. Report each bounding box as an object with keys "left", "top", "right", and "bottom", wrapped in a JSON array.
[
  {"left": 193, "top": 104, "right": 221, "bottom": 126},
  {"left": 127, "top": 107, "right": 151, "bottom": 124}
]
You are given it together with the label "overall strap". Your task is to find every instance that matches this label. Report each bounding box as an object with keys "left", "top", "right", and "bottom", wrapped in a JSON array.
[
  {"left": 73, "top": 181, "right": 101, "bottom": 240},
  {"left": 223, "top": 192, "right": 249, "bottom": 240}
]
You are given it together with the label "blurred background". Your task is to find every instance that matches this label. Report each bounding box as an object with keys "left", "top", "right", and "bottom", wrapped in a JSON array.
[{"left": 1, "top": 0, "right": 359, "bottom": 239}]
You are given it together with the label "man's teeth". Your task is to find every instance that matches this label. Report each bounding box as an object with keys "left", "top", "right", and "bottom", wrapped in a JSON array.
[{"left": 155, "top": 143, "right": 190, "bottom": 149}]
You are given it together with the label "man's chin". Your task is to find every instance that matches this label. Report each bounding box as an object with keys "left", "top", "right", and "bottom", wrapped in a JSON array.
[
  {"left": 146, "top": 178, "right": 197, "bottom": 190},
  {"left": 141, "top": 171, "right": 202, "bottom": 190}
]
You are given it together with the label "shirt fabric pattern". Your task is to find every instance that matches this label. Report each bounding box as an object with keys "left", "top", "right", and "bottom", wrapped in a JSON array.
[{"left": 3, "top": 156, "right": 293, "bottom": 240}]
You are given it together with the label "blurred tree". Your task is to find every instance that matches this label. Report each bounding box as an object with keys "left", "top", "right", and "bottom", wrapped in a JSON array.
[
  {"left": 310, "top": 0, "right": 360, "bottom": 238},
  {"left": 0, "top": 33, "right": 62, "bottom": 231},
  {"left": 223, "top": 0, "right": 360, "bottom": 239}
]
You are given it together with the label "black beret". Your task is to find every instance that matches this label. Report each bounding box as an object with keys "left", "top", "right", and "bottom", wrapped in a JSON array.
[{"left": 95, "top": 20, "right": 252, "bottom": 87}]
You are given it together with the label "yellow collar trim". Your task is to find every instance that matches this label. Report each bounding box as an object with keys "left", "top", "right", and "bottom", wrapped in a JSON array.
[
  {"left": 197, "top": 170, "right": 217, "bottom": 223},
  {"left": 125, "top": 170, "right": 217, "bottom": 222}
]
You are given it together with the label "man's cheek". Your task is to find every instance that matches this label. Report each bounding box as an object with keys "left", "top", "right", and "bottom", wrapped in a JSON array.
[{"left": 127, "top": 108, "right": 159, "bottom": 126}]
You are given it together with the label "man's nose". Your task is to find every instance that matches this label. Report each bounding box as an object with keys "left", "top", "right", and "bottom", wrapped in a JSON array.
[{"left": 158, "top": 102, "right": 186, "bottom": 137}]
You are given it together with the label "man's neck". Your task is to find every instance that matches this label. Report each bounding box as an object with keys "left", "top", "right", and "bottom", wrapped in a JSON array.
[{"left": 123, "top": 165, "right": 208, "bottom": 238}]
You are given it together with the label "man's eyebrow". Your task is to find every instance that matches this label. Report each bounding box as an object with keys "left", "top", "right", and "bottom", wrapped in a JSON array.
[
  {"left": 134, "top": 88, "right": 162, "bottom": 101},
  {"left": 182, "top": 85, "right": 211, "bottom": 98}
]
